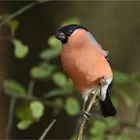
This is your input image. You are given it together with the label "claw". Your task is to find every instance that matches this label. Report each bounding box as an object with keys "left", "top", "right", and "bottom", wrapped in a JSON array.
[
  {"left": 82, "top": 111, "right": 91, "bottom": 121},
  {"left": 100, "top": 76, "right": 108, "bottom": 86},
  {"left": 84, "top": 111, "right": 91, "bottom": 116}
]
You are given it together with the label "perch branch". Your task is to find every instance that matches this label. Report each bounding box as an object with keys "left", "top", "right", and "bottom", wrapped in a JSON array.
[
  {"left": 39, "top": 119, "right": 56, "bottom": 140},
  {"left": 77, "top": 77, "right": 106, "bottom": 140}
]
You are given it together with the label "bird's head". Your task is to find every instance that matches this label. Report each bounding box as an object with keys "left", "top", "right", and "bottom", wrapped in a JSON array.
[{"left": 55, "top": 24, "right": 88, "bottom": 44}]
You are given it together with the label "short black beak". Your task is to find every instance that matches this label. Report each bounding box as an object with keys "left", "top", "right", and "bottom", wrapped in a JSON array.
[{"left": 55, "top": 32, "right": 66, "bottom": 41}]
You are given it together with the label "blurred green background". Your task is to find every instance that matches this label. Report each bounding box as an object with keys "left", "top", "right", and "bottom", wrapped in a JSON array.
[{"left": 0, "top": 1, "right": 140, "bottom": 139}]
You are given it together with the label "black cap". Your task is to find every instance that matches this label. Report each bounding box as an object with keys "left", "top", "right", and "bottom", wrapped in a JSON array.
[{"left": 56, "top": 24, "right": 88, "bottom": 43}]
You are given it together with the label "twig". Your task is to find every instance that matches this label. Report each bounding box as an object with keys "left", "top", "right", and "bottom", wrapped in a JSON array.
[
  {"left": 0, "top": 2, "right": 37, "bottom": 29},
  {"left": 39, "top": 119, "right": 56, "bottom": 140},
  {"left": 28, "top": 79, "right": 35, "bottom": 95},
  {"left": 77, "top": 79, "right": 104, "bottom": 140},
  {"left": 0, "top": 87, "right": 54, "bottom": 107},
  {"left": 6, "top": 97, "right": 17, "bottom": 139}
]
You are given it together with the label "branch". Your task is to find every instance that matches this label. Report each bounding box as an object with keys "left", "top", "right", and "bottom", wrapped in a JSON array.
[
  {"left": 0, "top": 87, "right": 54, "bottom": 107},
  {"left": 6, "top": 97, "right": 17, "bottom": 139},
  {"left": 27, "top": 79, "right": 35, "bottom": 95},
  {"left": 39, "top": 119, "right": 56, "bottom": 140},
  {"left": 0, "top": 2, "right": 37, "bottom": 29},
  {"left": 77, "top": 78, "right": 106, "bottom": 140}
]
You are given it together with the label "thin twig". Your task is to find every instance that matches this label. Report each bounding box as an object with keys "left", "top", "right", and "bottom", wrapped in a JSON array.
[
  {"left": 0, "top": 87, "right": 54, "bottom": 107},
  {"left": 6, "top": 97, "right": 17, "bottom": 139},
  {"left": 28, "top": 79, "right": 35, "bottom": 95},
  {"left": 0, "top": 2, "right": 37, "bottom": 29},
  {"left": 77, "top": 86, "right": 101, "bottom": 140},
  {"left": 39, "top": 119, "right": 56, "bottom": 140}
]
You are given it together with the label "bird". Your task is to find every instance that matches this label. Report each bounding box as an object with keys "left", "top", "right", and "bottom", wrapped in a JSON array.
[{"left": 55, "top": 24, "right": 116, "bottom": 117}]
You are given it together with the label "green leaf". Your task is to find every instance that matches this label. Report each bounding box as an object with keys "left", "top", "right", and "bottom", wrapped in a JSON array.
[
  {"left": 113, "top": 70, "right": 129, "bottom": 84},
  {"left": 105, "top": 117, "right": 119, "bottom": 128},
  {"left": 40, "top": 36, "right": 61, "bottom": 60},
  {"left": 90, "top": 127, "right": 104, "bottom": 139},
  {"left": 17, "top": 120, "right": 32, "bottom": 130},
  {"left": 90, "top": 120, "right": 106, "bottom": 139},
  {"left": 131, "top": 74, "right": 140, "bottom": 83},
  {"left": 44, "top": 89, "right": 67, "bottom": 98},
  {"left": 48, "top": 36, "right": 61, "bottom": 51},
  {"left": 93, "top": 120, "right": 106, "bottom": 130},
  {"left": 52, "top": 72, "right": 67, "bottom": 87},
  {"left": 39, "top": 48, "right": 60, "bottom": 60},
  {"left": 12, "top": 39, "right": 29, "bottom": 59},
  {"left": 0, "top": 15, "right": 19, "bottom": 32},
  {"left": 61, "top": 17, "right": 81, "bottom": 26},
  {"left": 53, "top": 98, "right": 64, "bottom": 108},
  {"left": 31, "top": 64, "right": 54, "bottom": 79},
  {"left": 118, "top": 89, "right": 133, "bottom": 107},
  {"left": 7, "top": 19, "right": 19, "bottom": 31},
  {"left": 30, "top": 101, "right": 45, "bottom": 119},
  {"left": 3, "top": 79, "right": 26, "bottom": 94},
  {"left": 65, "top": 97, "right": 80, "bottom": 116},
  {"left": 16, "top": 103, "right": 32, "bottom": 121},
  {"left": 53, "top": 98, "right": 64, "bottom": 114},
  {"left": 65, "top": 79, "right": 74, "bottom": 91}
]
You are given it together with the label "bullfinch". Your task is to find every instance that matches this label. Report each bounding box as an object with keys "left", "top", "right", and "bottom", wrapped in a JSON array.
[{"left": 55, "top": 24, "right": 116, "bottom": 117}]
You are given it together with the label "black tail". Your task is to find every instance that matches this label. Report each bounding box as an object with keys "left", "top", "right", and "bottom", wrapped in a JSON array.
[{"left": 100, "top": 91, "right": 116, "bottom": 117}]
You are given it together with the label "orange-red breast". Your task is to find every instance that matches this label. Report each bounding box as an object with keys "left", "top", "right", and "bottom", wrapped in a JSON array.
[{"left": 56, "top": 24, "right": 116, "bottom": 117}]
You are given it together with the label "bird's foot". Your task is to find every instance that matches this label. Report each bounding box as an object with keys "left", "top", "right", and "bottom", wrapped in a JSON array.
[
  {"left": 82, "top": 111, "right": 91, "bottom": 121},
  {"left": 99, "top": 76, "right": 108, "bottom": 86}
]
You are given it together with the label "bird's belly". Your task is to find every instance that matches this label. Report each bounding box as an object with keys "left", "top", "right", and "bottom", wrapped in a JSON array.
[
  {"left": 61, "top": 49, "right": 112, "bottom": 94},
  {"left": 70, "top": 65, "right": 101, "bottom": 93}
]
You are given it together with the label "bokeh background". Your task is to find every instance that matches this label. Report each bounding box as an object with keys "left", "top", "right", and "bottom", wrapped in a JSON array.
[{"left": 0, "top": 1, "right": 140, "bottom": 139}]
